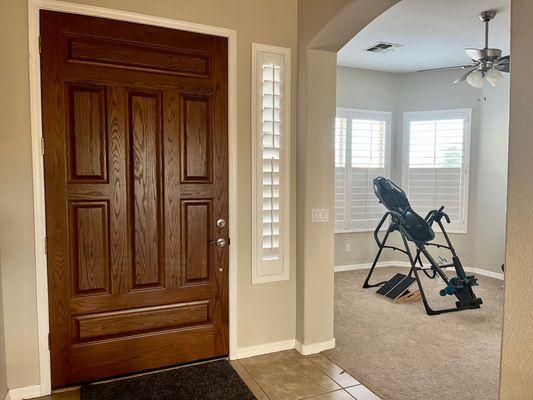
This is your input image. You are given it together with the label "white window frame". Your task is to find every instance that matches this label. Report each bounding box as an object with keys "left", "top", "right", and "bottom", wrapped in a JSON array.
[
  {"left": 334, "top": 107, "right": 392, "bottom": 233},
  {"left": 251, "top": 43, "right": 291, "bottom": 284},
  {"left": 402, "top": 108, "right": 471, "bottom": 234}
]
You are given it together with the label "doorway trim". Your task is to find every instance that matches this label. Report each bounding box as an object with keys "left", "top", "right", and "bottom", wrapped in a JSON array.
[{"left": 27, "top": 0, "right": 238, "bottom": 395}]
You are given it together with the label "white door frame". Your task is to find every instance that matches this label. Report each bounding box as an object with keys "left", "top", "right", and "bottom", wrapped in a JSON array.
[{"left": 27, "top": 0, "right": 238, "bottom": 395}]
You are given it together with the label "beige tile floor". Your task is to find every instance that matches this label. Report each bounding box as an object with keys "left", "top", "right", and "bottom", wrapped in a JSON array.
[{"left": 35, "top": 350, "right": 381, "bottom": 400}]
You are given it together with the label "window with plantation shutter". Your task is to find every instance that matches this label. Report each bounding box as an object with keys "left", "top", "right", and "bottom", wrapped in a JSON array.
[
  {"left": 402, "top": 109, "right": 471, "bottom": 233},
  {"left": 335, "top": 108, "right": 391, "bottom": 232},
  {"left": 252, "top": 43, "right": 291, "bottom": 283}
]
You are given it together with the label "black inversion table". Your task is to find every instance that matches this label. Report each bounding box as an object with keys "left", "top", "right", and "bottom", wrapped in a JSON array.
[{"left": 363, "top": 177, "right": 483, "bottom": 315}]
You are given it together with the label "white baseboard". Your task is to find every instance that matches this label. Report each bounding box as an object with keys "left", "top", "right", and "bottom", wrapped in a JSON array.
[
  {"left": 334, "top": 261, "right": 407, "bottom": 272},
  {"left": 6, "top": 385, "right": 41, "bottom": 400},
  {"left": 295, "top": 338, "right": 336, "bottom": 355},
  {"left": 231, "top": 337, "right": 336, "bottom": 360},
  {"left": 334, "top": 262, "right": 504, "bottom": 280},
  {"left": 231, "top": 339, "right": 296, "bottom": 360},
  {"left": 463, "top": 267, "right": 504, "bottom": 280}
]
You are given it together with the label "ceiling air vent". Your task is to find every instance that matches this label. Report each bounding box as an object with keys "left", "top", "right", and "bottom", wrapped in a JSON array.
[{"left": 365, "top": 42, "right": 402, "bottom": 54}]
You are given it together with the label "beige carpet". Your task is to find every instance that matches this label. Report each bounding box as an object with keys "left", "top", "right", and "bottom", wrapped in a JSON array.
[{"left": 324, "top": 267, "right": 503, "bottom": 400}]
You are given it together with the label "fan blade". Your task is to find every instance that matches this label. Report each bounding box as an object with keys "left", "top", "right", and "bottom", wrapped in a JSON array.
[
  {"left": 495, "top": 63, "right": 509, "bottom": 73},
  {"left": 454, "top": 67, "right": 478, "bottom": 84},
  {"left": 465, "top": 48, "right": 484, "bottom": 61},
  {"left": 417, "top": 64, "right": 475, "bottom": 73},
  {"left": 495, "top": 55, "right": 510, "bottom": 72}
]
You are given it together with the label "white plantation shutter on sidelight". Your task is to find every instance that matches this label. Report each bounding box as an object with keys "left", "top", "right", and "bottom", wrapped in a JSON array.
[
  {"left": 403, "top": 109, "right": 471, "bottom": 233},
  {"left": 335, "top": 109, "right": 391, "bottom": 232},
  {"left": 261, "top": 62, "right": 281, "bottom": 261},
  {"left": 252, "top": 44, "right": 291, "bottom": 283}
]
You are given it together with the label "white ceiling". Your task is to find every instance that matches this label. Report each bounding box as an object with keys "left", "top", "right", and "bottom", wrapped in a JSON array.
[{"left": 337, "top": 0, "right": 510, "bottom": 73}]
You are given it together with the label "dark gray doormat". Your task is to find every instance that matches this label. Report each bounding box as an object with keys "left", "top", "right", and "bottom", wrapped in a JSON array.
[{"left": 81, "top": 360, "right": 256, "bottom": 400}]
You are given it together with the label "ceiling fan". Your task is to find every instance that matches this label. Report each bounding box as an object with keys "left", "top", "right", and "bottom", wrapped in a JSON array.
[{"left": 419, "top": 10, "right": 510, "bottom": 88}]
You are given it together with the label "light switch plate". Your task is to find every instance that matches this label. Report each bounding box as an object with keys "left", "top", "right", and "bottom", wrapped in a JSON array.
[{"left": 311, "top": 208, "right": 329, "bottom": 223}]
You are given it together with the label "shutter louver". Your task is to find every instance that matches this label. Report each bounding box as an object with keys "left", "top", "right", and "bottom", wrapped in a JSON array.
[
  {"left": 404, "top": 110, "right": 470, "bottom": 232},
  {"left": 350, "top": 119, "right": 387, "bottom": 228},
  {"left": 335, "top": 117, "right": 347, "bottom": 226},
  {"left": 261, "top": 63, "right": 281, "bottom": 261}
]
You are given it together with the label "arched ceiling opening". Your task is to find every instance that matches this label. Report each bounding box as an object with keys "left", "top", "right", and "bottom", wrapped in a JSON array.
[{"left": 306, "top": 0, "right": 400, "bottom": 52}]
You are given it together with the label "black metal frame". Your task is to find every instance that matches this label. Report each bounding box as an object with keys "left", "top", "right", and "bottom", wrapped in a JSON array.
[{"left": 363, "top": 207, "right": 483, "bottom": 315}]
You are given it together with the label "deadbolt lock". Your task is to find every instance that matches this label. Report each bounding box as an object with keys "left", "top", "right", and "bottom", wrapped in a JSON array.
[{"left": 216, "top": 218, "right": 226, "bottom": 228}]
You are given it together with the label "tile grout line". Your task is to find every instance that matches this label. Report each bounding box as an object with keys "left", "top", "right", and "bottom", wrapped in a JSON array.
[
  {"left": 235, "top": 359, "right": 273, "bottom": 400},
  {"left": 306, "top": 355, "right": 363, "bottom": 389},
  {"left": 298, "top": 388, "right": 357, "bottom": 400},
  {"left": 317, "top": 354, "right": 382, "bottom": 399},
  {"left": 295, "top": 356, "right": 352, "bottom": 400},
  {"left": 238, "top": 355, "right": 341, "bottom": 400},
  {"left": 237, "top": 353, "right": 363, "bottom": 400},
  {"left": 303, "top": 356, "right": 345, "bottom": 390},
  {"left": 342, "top": 388, "right": 358, "bottom": 399}
]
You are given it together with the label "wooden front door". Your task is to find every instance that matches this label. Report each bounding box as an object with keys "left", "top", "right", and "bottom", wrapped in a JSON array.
[{"left": 40, "top": 11, "right": 229, "bottom": 388}]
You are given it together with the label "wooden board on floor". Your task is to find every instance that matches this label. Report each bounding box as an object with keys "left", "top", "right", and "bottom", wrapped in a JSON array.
[{"left": 394, "top": 290, "right": 421, "bottom": 303}]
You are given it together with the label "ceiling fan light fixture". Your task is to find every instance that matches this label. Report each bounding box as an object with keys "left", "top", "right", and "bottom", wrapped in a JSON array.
[
  {"left": 466, "top": 70, "right": 484, "bottom": 88},
  {"left": 451, "top": 10, "right": 510, "bottom": 87},
  {"left": 486, "top": 68, "right": 504, "bottom": 86}
]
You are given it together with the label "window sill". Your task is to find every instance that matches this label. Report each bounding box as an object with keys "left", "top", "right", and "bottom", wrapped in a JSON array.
[
  {"left": 335, "top": 229, "right": 384, "bottom": 234},
  {"left": 436, "top": 229, "right": 468, "bottom": 235},
  {"left": 335, "top": 227, "right": 468, "bottom": 235}
]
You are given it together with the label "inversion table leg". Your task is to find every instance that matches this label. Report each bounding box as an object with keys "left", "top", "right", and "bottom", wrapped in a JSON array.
[{"left": 363, "top": 226, "right": 393, "bottom": 288}]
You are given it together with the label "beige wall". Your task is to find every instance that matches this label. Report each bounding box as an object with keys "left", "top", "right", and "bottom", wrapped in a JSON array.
[
  {"left": 335, "top": 67, "right": 509, "bottom": 273},
  {"left": 295, "top": 0, "right": 354, "bottom": 349},
  {"left": 294, "top": 0, "right": 399, "bottom": 348},
  {"left": 0, "top": 0, "right": 41, "bottom": 389},
  {"left": 0, "top": 0, "right": 298, "bottom": 389},
  {"left": 0, "top": 263, "right": 8, "bottom": 398},
  {"left": 296, "top": 48, "right": 336, "bottom": 345},
  {"left": 499, "top": 0, "right": 533, "bottom": 396},
  {"left": 472, "top": 79, "right": 509, "bottom": 272}
]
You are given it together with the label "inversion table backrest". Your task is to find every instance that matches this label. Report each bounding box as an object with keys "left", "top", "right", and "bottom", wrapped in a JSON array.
[{"left": 373, "top": 177, "right": 435, "bottom": 243}]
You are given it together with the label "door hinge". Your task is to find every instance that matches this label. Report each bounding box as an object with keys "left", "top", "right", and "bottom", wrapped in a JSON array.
[
  {"left": 39, "top": 36, "right": 42, "bottom": 54},
  {"left": 41, "top": 137, "right": 45, "bottom": 156},
  {"left": 44, "top": 237, "right": 47, "bottom": 255},
  {"left": 48, "top": 333, "right": 51, "bottom": 350}
]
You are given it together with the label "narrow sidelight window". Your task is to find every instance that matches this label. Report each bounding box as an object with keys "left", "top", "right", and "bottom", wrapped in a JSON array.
[{"left": 252, "top": 43, "right": 291, "bottom": 283}]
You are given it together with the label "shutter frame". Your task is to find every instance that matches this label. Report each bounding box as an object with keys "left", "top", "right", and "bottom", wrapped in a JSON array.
[
  {"left": 402, "top": 109, "right": 471, "bottom": 234},
  {"left": 251, "top": 43, "right": 291, "bottom": 284},
  {"left": 335, "top": 108, "right": 392, "bottom": 233}
]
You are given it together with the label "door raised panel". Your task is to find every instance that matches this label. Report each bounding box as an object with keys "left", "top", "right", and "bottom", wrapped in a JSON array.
[
  {"left": 181, "top": 200, "right": 212, "bottom": 285},
  {"left": 180, "top": 95, "right": 213, "bottom": 182},
  {"left": 66, "top": 35, "right": 211, "bottom": 78},
  {"left": 128, "top": 91, "right": 164, "bottom": 289},
  {"left": 66, "top": 84, "right": 107, "bottom": 182},
  {"left": 68, "top": 201, "right": 110, "bottom": 295},
  {"left": 72, "top": 300, "right": 211, "bottom": 343}
]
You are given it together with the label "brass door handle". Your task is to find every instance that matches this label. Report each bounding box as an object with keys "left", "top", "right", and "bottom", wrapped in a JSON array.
[{"left": 209, "top": 238, "right": 226, "bottom": 248}]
